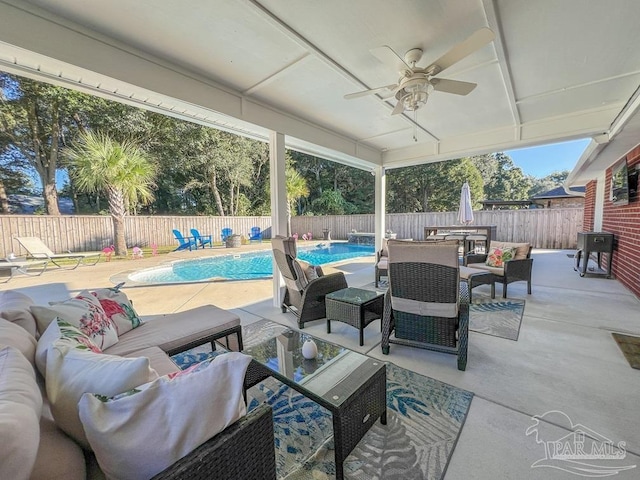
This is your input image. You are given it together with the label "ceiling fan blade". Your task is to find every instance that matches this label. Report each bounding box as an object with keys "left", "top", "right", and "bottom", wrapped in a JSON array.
[
  {"left": 370, "top": 45, "right": 411, "bottom": 73},
  {"left": 344, "top": 84, "right": 398, "bottom": 100},
  {"left": 428, "top": 27, "right": 495, "bottom": 74},
  {"left": 391, "top": 99, "right": 406, "bottom": 115},
  {"left": 431, "top": 78, "right": 477, "bottom": 95}
]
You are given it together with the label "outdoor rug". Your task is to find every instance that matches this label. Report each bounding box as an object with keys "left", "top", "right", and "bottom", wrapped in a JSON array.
[
  {"left": 361, "top": 282, "right": 525, "bottom": 341},
  {"left": 172, "top": 319, "right": 474, "bottom": 480},
  {"left": 468, "top": 300, "right": 525, "bottom": 341},
  {"left": 611, "top": 332, "right": 640, "bottom": 369}
]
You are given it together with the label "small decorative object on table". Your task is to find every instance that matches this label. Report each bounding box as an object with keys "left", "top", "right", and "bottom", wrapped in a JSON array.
[{"left": 301, "top": 337, "right": 318, "bottom": 359}]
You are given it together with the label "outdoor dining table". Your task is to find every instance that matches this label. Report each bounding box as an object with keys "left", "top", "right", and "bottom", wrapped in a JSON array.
[{"left": 423, "top": 225, "right": 497, "bottom": 247}]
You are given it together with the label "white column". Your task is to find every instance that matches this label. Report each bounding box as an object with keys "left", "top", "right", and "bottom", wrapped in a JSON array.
[
  {"left": 594, "top": 172, "right": 606, "bottom": 231},
  {"left": 270, "top": 132, "right": 288, "bottom": 306},
  {"left": 374, "top": 166, "right": 386, "bottom": 251}
]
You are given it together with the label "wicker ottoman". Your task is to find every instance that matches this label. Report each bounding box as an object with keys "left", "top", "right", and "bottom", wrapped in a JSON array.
[{"left": 459, "top": 266, "right": 493, "bottom": 302}]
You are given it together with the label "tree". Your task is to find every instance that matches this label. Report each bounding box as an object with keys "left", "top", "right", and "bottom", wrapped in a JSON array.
[
  {"left": 480, "top": 152, "right": 532, "bottom": 202},
  {"left": 0, "top": 73, "right": 88, "bottom": 215},
  {"left": 528, "top": 170, "right": 569, "bottom": 197},
  {"left": 386, "top": 158, "right": 483, "bottom": 213},
  {"left": 286, "top": 164, "right": 309, "bottom": 235},
  {"left": 68, "top": 131, "right": 157, "bottom": 255}
]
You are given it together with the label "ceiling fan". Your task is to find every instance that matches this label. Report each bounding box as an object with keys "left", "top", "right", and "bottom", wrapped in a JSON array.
[{"left": 345, "top": 28, "right": 496, "bottom": 116}]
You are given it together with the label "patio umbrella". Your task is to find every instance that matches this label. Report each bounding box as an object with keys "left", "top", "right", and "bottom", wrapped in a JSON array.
[{"left": 458, "top": 182, "right": 474, "bottom": 225}]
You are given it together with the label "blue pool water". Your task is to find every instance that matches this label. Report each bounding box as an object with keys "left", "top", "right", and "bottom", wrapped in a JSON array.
[{"left": 128, "top": 242, "right": 374, "bottom": 284}]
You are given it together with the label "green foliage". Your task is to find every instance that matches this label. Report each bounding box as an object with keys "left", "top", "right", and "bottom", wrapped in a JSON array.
[
  {"left": 528, "top": 170, "right": 569, "bottom": 197},
  {"left": 386, "top": 158, "right": 483, "bottom": 213}
]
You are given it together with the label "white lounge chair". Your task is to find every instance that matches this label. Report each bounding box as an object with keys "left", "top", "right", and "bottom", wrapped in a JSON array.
[
  {"left": 0, "top": 258, "right": 48, "bottom": 282},
  {"left": 15, "top": 237, "right": 101, "bottom": 270}
]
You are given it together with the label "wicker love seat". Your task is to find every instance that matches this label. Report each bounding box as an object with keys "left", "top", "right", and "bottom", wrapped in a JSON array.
[{"left": 464, "top": 241, "right": 533, "bottom": 298}]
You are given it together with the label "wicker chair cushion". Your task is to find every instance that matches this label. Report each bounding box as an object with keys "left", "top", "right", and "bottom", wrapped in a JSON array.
[{"left": 78, "top": 352, "right": 252, "bottom": 480}]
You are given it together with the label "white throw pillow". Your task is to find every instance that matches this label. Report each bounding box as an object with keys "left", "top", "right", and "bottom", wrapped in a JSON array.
[
  {"left": 79, "top": 352, "right": 252, "bottom": 480},
  {"left": 31, "top": 291, "right": 119, "bottom": 349},
  {"left": 35, "top": 318, "right": 102, "bottom": 377},
  {"left": 0, "top": 346, "right": 42, "bottom": 480},
  {"left": 46, "top": 345, "right": 158, "bottom": 449},
  {"left": 91, "top": 288, "right": 142, "bottom": 336}
]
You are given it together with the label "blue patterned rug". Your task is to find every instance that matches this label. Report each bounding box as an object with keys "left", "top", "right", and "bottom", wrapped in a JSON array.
[
  {"left": 172, "top": 320, "right": 474, "bottom": 480},
  {"left": 469, "top": 300, "right": 525, "bottom": 341}
]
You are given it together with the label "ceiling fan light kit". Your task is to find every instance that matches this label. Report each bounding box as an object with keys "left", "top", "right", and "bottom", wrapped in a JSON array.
[{"left": 344, "top": 27, "right": 496, "bottom": 119}]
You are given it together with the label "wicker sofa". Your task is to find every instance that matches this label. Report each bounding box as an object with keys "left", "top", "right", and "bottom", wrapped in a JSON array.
[
  {"left": 0, "top": 289, "right": 276, "bottom": 480},
  {"left": 464, "top": 241, "right": 533, "bottom": 298}
]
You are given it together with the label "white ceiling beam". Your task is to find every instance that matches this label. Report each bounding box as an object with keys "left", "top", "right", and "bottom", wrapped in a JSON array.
[
  {"left": 244, "top": 0, "right": 437, "bottom": 141},
  {"left": 482, "top": 0, "right": 521, "bottom": 128},
  {"left": 242, "top": 53, "right": 311, "bottom": 96}
]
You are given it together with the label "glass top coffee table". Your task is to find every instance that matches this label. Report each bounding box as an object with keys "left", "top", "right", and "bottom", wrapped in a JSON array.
[
  {"left": 325, "top": 287, "right": 385, "bottom": 346},
  {"left": 243, "top": 329, "right": 387, "bottom": 480}
]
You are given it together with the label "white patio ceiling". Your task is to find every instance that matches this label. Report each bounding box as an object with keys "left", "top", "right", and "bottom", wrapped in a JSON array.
[{"left": 1, "top": 0, "right": 640, "bottom": 181}]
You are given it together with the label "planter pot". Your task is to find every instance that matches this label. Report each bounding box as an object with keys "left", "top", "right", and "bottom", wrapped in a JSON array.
[{"left": 225, "top": 234, "right": 242, "bottom": 248}]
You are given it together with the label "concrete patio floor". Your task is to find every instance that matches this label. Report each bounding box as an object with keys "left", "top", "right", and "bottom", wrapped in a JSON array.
[{"left": 2, "top": 246, "right": 639, "bottom": 479}]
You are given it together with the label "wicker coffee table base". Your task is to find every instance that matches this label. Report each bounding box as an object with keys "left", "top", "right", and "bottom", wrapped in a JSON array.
[{"left": 326, "top": 292, "right": 384, "bottom": 346}]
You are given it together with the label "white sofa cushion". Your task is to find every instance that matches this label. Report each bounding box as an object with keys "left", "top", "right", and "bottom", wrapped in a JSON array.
[
  {"left": 79, "top": 352, "right": 252, "bottom": 480},
  {"left": 0, "top": 318, "right": 37, "bottom": 366},
  {"left": 46, "top": 344, "right": 158, "bottom": 449},
  {"left": 30, "top": 415, "right": 87, "bottom": 480},
  {"left": 31, "top": 291, "right": 119, "bottom": 349},
  {"left": 0, "top": 290, "right": 38, "bottom": 337},
  {"left": 0, "top": 346, "right": 42, "bottom": 480}
]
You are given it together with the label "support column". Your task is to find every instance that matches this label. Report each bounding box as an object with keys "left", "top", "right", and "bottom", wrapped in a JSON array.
[
  {"left": 374, "top": 166, "right": 386, "bottom": 251},
  {"left": 270, "top": 132, "right": 288, "bottom": 306}
]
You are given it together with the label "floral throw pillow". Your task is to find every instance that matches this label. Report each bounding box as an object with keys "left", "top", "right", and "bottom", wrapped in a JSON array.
[
  {"left": 35, "top": 318, "right": 102, "bottom": 377},
  {"left": 485, "top": 246, "right": 516, "bottom": 268},
  {"left": 31, "top": 291, "right": 119, "bottom": 350},
  {"left": 92, "top": 288, "right": 142, "bottom": 336}
]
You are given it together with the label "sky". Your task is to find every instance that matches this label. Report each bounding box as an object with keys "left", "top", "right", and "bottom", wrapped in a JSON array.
[{"left": 505, "top": 138, "right": 591, "bottom": 178}]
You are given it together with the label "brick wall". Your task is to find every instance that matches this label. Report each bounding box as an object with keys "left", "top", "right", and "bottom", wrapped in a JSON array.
[
  {"left": 583, "top": 181, "right": 597, "bottom": 232},
  {"left": 599, "top": 145, "right": 640, "bottom": 298}
]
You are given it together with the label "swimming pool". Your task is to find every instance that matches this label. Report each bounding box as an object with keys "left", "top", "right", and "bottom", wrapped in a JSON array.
[{"left": 128, "top": 242, "right": 375, "bottom": 284}]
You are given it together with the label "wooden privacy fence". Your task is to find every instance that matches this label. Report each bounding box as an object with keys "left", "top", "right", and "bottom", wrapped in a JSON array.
[
  {"left": 0, "top": 215, "right": 273, "bottom": 258},
  {"left": 0, "top": 208, "right": 582, "bottom": 257},
  {"left": 291, "top": 208, "right": 583, "bottom": 249}
]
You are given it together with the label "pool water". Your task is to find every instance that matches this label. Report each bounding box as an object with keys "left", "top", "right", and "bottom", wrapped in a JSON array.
[{"left": 128, "top": 242, "right": 374, "bottom": 284}]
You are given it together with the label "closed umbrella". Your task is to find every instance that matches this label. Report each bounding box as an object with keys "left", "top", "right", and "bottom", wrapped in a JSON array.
[{"left": 458, "top": 182, "right": 474, "bottom": 225}]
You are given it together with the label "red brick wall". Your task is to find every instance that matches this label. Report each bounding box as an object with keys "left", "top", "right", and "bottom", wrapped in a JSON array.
[
  {"left": 600, "top": 145, "right": 640, "bottom": 298},
  {"left": 583, "top": 181, "right": 597, "bottom": 232}
]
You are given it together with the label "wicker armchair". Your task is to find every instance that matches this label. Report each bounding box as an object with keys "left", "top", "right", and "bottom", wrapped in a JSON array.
[
  {"left": 381, "top": 241, "right": 469, "bottom": 371},
  {"left": 272, "top": 236, "right": 348, "bottom": 329},
  {"left": 152, "top": 403, "right": 275, "bottom": 479},
  {"left": 464, "top": 241, "right": 533, "bottom": 298}
]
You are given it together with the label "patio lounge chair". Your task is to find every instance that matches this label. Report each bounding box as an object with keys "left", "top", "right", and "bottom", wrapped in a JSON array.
[
  {"left": 15, "top": 237, "right": 101, "bottom": 270},
  {"left": 464, "top": 241, "right": 533, "bottom": 298},
  {"left": 191, "top": 228, "right": 213, "bottom": 249},
  {"left": 382, "top": 240, "right": 469, "bottom": 370},
  {"left": 221, "top": 227, "right": 233, "bottom": 242},
  {"left": 0, "top": 258, "right": 48, "bottom": 282},
  {"left": 248, "top": 226, "right": 262, "bottom": 243},
  {"left": 272, "top": 236, "right": 348, "bottom": 329},
  {"left": 172, "top": 229, "right": 197, "bottom": 251}
]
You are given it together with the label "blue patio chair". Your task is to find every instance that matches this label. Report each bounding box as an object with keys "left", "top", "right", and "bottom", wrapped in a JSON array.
[
  {"left": 221, "top": 227, "right": 233, "bottom": 242},
  {"left": 249, "top": 226, "right": 262, "bottom": 243},
  {"left": 172, "top": 229, "right": 196, "bottom": 251},
  {"left": 191, "top": 228, "right": 213, "bottom": 249}
]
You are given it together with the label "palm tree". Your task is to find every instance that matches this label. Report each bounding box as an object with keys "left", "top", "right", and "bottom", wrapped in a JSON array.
[
  {"left": 286, "top": 166, "right": 309, "bottom": 236},
  {"left": 68, "top": 131, "right": 157, "bottom": 256}
]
